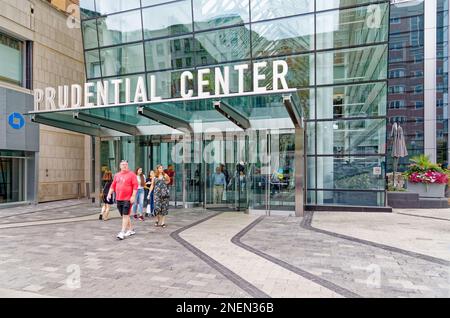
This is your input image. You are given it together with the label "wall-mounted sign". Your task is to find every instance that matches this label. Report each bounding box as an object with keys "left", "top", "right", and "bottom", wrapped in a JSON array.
[
  {"left": 373, "top": 167, "right": 382, "bottom": 176},
  {"left": 8, "top": 112, "right": 25, "bottom": 130},
  {"left": 33, "top": 60, "right": 293, "bottom": 113}
]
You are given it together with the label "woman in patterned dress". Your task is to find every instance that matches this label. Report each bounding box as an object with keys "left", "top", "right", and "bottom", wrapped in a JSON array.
[{"left": 150, "top": 165, "right": 171, "bottom": 228}]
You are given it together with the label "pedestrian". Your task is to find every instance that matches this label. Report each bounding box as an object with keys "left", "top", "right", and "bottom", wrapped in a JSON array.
[
  {"left": 99, "top": 170, "right": 113, "bottom": 221},
  {"left": 133, "top": 167, "right": 146, "bottom": 221},
  {"left": 212, "top": 166, "right": 226, "bottom": 204},
  {"left": 150, "top": 165, "right": 171, "bottom": 228},
  {"left": 107, "top": 160, "right": 138, "bottom": 240},
  {"left": 145, "top": 170, "right": 155, "bottom": 217},
  {"left": 164, "top": 164, "right": 175, "bottom": 200}
]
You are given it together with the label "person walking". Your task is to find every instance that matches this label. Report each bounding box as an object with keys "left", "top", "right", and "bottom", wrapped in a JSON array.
[
  {"left": 150, "top": 165, "right": 170, "bottom": 228},
  {"left": 99, "top": 170, "right": 113, "bottom": 221},
  {"left": 133, "top": 167, "right": 146, "bottom": 221},
  {"left": 107, "top": 160, "right": 138, "bottom": 240},
  {"left": 212, "top": 166, "right": 226, "bottom": 204},
  {"left": 145, "top": 170, "right": 155, "bottom": 217}
]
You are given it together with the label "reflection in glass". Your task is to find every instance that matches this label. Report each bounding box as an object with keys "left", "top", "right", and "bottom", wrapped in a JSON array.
[
  {"left": 82, "top": 19, "right": 98, "bottom": 50},
  {"left": 316, "top": 3, "right": 388, "bottom": 50},
  {"left": 316, "top": 190, "right": 385, "bottom": 206},
  {"left": 142, "top": 1, "right": 192, "bottom": 39},
  {"left": 316, "top": 82, "right": 387, "bottom": 120},
  {"left": 95, "top": 0, "right": 140, "bottom": 15},
  {"left": 195, "top": 26, "right": 251, "bottom": 64},
  {"left": 97, "top": 10, "right": 143, "bottom": 47},
  {"left": 193, "top": 0, "right": 249, "bottom": 30},
  {"left": 85, "top": 50, "right": 101, "bottom": 78},
  {"left": 316, "top": 44, "right": 388, "bottom": 85},
  {"left": 316, "top": 0, "right": 382, "bottom": 11},
  {"left": 252, "top": 15, "right": 314, "bottom": 58},
  {"left": 316, "top": 156, "right": 385, "bottom": 190},
  {"left": 100, "top": 43, "right": 145, "bottom": 77},
  {"left": 251, "top": 0, "right": 314, "bottom": 21},
  {"left": 145, "top": 36, "right": 195, "bottom": 71},
  {"left": 316, "top": 119, "right": 386, "bottom": 155}
]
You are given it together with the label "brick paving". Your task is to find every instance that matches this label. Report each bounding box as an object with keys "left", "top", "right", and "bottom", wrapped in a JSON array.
[{"left": 0, "top": 201, "right": 449, "bottom": 298}]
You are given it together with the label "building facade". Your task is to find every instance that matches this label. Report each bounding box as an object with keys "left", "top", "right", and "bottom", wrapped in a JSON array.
[
  {"left": 0, "top": 0, "right": 92, "bottom": 207},
  {"left": 67, "top": 0, "right": 389, "bottom": 214}
]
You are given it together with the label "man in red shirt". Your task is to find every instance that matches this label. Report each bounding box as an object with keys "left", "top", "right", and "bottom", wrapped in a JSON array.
[
  {"left": 164, "top": 164, "right": 175, "bottom": 186},
  {"left": 107, "top": 160, "right": 138, "bottom": 240}
]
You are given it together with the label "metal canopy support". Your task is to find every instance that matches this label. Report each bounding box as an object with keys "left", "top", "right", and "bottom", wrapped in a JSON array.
[
  {"left": 137, "top": 106, "right": 192, "bottom": 134},
  {"left": 283, "top": 95, "right": 303, "bottom": 129},
  {"left": 73, "top": 112, "right": 138, "bottom": 136},
  {"left": 213, "top": 101, "right": 250, "bottom": 130},
  {"left": 31, "top": 114, "right": 101, "bottom": 136}
]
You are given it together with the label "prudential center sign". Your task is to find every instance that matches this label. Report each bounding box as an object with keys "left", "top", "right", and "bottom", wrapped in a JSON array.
[{"left": 33, "top": 61, "right": 294, "bottom": 113}]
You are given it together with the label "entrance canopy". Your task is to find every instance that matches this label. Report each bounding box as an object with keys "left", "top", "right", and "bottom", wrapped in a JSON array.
[{"left": 27, "top": 91, "right": 306, "bottom": 137}]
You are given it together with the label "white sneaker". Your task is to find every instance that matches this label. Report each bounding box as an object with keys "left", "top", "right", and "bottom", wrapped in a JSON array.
[
  {"left": 117, "top": 232, "right": 125, "bottom": 240},
  {"left": 124, "top": 230, "right": 136, "bottom": 237}
]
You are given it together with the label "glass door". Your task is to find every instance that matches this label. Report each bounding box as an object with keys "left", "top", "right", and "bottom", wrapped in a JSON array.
[
  {"left": 248, "top": 130, "right": 298, "bottom": 215},
  {"left": 204, "top": 132, "right": 248, "bottom": 211}
]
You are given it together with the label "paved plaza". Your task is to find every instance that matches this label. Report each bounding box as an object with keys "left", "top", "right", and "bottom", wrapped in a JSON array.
[{"left": 0, "top": 200, "right": 449, "bottom": 298}]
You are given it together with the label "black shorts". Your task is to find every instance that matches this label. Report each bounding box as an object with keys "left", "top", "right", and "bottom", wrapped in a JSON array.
[{"left": 117, "top": 200, "right": 131, "bottom": 216}]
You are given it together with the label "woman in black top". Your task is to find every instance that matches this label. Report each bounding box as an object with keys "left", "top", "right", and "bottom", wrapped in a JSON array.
[{"left": 100, "top": 171, "right": 114, "bottom": 221}]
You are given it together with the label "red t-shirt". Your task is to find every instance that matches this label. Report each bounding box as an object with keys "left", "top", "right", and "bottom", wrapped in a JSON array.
[
  {"left": 111, "top": 170, "right": 138, "bottom": 201},
  {"left": 164, "top": 169, "right": 175, "bottom": 186}
]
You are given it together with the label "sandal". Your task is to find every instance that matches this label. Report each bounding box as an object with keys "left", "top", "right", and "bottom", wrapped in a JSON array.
[
  {"left": 160, "top": 224, "right": 167, "bottom": 228},
  {"left": 154, "top": 222, "right": 159, "bottom": 227}
]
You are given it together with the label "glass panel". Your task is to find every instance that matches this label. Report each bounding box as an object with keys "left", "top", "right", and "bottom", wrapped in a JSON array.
[
  {"left": 195, "top": 26, "right": 251, "bottom": 65},
  {"left": 100, "top": 43, "right": 145, "bottom": 77},
  {"left": 0, "top": 157, "right": 24, "bottom": 203},
  {"left": 97, "top": 10, "right": 143, "bottom": 47},
  {"left": 258, "top": 54, "right": 315, "bottom": 89},
  {"left": 307, "top": 156, "right": 316, "bottom": 189},
  {"left": 85, "top": 50, "right": 101, "bottom": 79},
  {"left": 145, "top": 35, "right": 195, "bottom": 71},
  {"left": 316, "top": 0, "right": 384, "bottom": 11},
  {"left": 142, "top": 0, "right": 176, "bottom": 6},
  {"left": 251, "top": 0, "right": 314, "bottom": 21},
  {"left": 316, "top": 82, "right": 387, "bottom": 120},
  {"left": 80, "top": 0, "right": 98, "bottom": 19},
  {"left": 147, "top": 69, "right": 196, "bottom": 100},
  {"left": 82, "top": 19, "right": 98, "bottom": 49},
  {"left": 316, "top": 44, "right": 388, "bottom": 85},
  {"left": 306, "top": 122, "right": 315, "bottom": 155},
  {"left": 95, "top": 0, "right": 140, "bottom": 15},
  {"left": 0, "top": 32, "right": 23, "bottom": 86},
  {"left": 142, "top": 0, "right": 192, "bottom": 39},
  {"left": 316, "top": 156, "right": 385, "bottom": 190},
  {"left": 316, "top": 190, "right": 385, "bottom": 206},
  {"left": 193, "top": 0, "right": 249, "bottom": 30},
  {"left": 316, "top": 3, "right": 389, "bottom": 50},
  {"left": 269, "top": 133, "right": 296, "bottom": 211},
  {"left": 316, "top": 119, "right": 386, "bottom": 155},
  {"left": 252, "top": 15, "right": 314, "bottom": 58}
]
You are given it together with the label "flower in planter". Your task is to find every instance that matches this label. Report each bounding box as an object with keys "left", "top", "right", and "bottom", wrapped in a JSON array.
[{"left": 404, "top": 155, "right": 449, "bottom": 185}]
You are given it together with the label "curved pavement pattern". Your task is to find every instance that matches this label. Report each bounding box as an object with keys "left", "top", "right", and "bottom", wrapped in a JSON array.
[
  {"left": 177, "top": 213, "right": 342, "bottom": 298},
  {"left": 1, "top": 202, "right": 449, "bottom": 298}
]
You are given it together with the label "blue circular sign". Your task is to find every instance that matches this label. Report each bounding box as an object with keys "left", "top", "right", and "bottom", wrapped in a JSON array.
[{"left": 8, "top": 112, "right": 25, "bottom": 130}]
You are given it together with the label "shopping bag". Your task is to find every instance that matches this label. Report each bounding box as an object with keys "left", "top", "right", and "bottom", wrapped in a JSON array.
[{"left": 146, "top": 204, "right": 151, "bottom": 214}]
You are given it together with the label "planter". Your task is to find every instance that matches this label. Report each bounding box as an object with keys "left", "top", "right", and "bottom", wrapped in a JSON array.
[{"left": 407, "top": 182, "right": 446, "bottom": 198}]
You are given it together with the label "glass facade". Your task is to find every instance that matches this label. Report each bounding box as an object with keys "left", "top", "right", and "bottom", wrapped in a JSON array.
[{"left": 76, "top": 0, "right": 390, "bottom": 209}]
